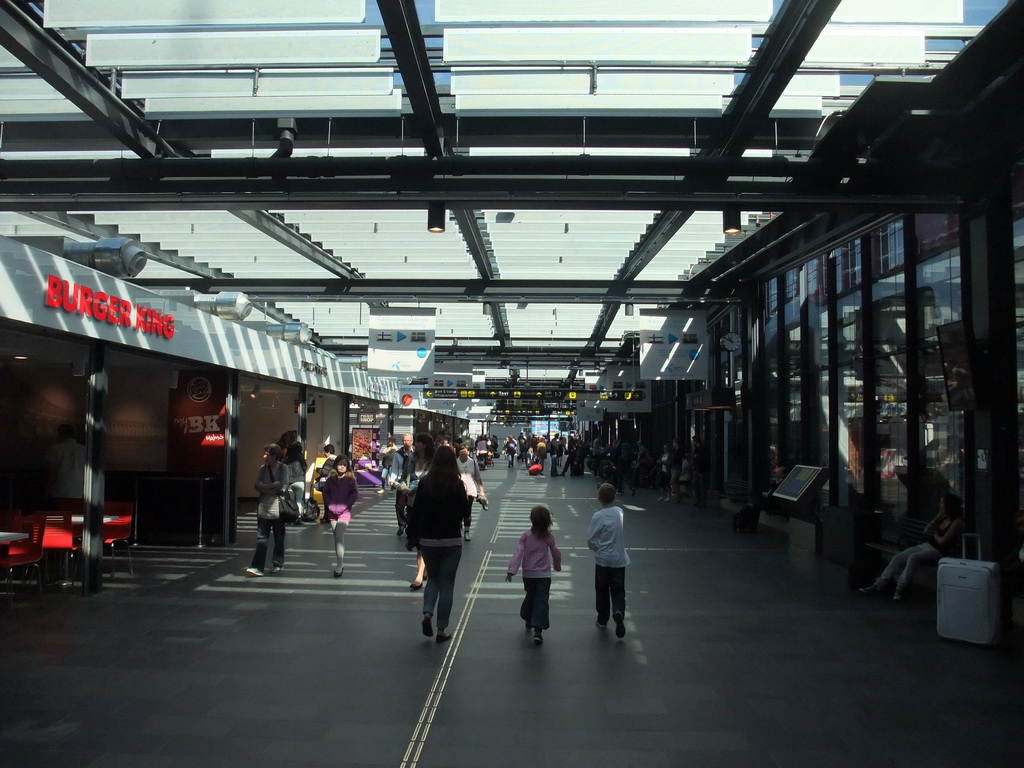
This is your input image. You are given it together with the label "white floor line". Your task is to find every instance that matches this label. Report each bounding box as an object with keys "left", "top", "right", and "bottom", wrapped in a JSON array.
[{"left": 399, "top": 550, "right": 493, "bottom": 768}]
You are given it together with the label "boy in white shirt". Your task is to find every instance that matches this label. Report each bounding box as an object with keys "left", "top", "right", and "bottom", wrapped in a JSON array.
[{"left": 587, "top": 483, "right": 631, "bottom": 638}]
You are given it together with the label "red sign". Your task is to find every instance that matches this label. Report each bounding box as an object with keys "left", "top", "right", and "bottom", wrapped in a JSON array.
[
  {"left": 44, "top": 274, "right": 175, "bottom": 339},
  {"left": 168, "top": 371, "right": 226, "bottom": 473}
]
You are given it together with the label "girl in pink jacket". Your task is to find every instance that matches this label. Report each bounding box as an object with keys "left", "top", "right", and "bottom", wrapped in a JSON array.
[{"left": 506, "top": 504, "right": 562, "bottom": 645}]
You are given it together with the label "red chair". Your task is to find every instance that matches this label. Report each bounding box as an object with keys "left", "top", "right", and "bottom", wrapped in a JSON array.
[
  {"left": 102, "top": 501, "right": 134, "bottom": 576},
  {"left": 42, "top": 512, "right": 80, "bottom": 585},
  {"left": 0, "top": 513, "right": 46, "bottom": 609}
]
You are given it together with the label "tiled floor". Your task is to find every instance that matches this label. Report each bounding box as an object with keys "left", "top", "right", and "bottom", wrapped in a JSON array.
[{"left": 1, "top": 467, "right": 1022, "bottom": 768}]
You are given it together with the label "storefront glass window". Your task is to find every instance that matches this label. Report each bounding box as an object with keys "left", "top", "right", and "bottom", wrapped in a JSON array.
[
  {"left": 764, "top": 279, "right": 780, "bottom": 469},
  {"left": 838, "top": 362, "right": 865, "bottom": 506},
  {"left": 877, "top": 354, "right": 908, "bottom": 518},
  {"left": 915, "top": 213, "right": 965, "bottom": 507},
  {"left": 1012, "top": 165, "right": 1024, "bottom": 507}
]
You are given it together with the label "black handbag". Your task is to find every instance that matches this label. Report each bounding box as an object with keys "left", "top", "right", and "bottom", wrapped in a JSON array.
[{"left": 278, "top": 493, "right": 300, "bottom": 523}]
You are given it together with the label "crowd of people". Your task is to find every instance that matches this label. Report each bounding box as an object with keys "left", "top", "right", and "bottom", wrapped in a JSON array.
[{"left": 240, "top": 426, "right": 1024, "bottom": 644}]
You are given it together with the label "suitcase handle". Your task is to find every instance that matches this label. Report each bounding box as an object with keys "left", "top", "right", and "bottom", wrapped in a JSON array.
[{"left": 960, "top": 533, "right": 980, "bottom": 560}]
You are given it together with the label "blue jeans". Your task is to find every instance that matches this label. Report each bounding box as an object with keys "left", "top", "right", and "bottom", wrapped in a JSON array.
[
  {"left": 421, "top": 545, "right": 463, "bottom": 631},
  {"left": 520, "top": 577, "right": 552, "bottom": 630},
  {"left": 252, "top": 517, "right": 285, "bottom": 571},
  {"left": 594, "top": 564, "right": 626, "bottom": 624}
]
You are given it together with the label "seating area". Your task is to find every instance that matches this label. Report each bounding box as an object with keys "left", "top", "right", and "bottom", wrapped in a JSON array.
[{"left": 0, "top": 501, "right": 135, "bottom": 605}]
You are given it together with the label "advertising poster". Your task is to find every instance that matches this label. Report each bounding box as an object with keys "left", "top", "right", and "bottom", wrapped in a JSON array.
[
  {"left": 351, "top": 427, "right": 381, "bottom": 487},
  {"left": 167, "top": 370, "right": 226, "bottom": 473}
]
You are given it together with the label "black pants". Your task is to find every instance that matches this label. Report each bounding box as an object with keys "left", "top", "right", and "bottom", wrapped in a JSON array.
[
  {"left": 594, "top": 564, "right": 626, "bottom": 624},
  {"left": 462, "top": 494, "right": 474, "bottom": 529},
  {"left": 395, "top": 496, "right": 408, "bottom": 531}
]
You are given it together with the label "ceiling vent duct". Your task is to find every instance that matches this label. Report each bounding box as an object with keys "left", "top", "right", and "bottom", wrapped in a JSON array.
[
  {"left": 267, "top": 322, "right": 312, "bottom": 345},
  {"left": 194, "top": 292, "right": 253, "bottom": 322},
  {"left": 63, "top": 237, "right": 147, "bottom": 278}
]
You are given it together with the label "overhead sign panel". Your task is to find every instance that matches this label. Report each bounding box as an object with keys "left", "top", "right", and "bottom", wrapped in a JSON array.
[
  {"left": 367, "top": 307, "right": 435, "bottom": 377},
  {"left": 639, "top": 309, "right": 708, "bottom": 381}
]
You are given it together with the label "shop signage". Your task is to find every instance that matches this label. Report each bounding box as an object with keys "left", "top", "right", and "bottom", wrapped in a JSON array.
[
  {"left": 44, "top": 274, "right": 175, "bottom": 339},
  {"left": 300, "top": 360, "right": 328, "bottom": 376}
]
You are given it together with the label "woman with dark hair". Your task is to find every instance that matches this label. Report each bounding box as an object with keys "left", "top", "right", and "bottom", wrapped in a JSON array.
[
  {"left": 404, "top": 432, "right": 434, "bottom": 590},
  {"left": 247, "top": 443, "right": 289, "bottom": 577},
  {"left": 406, "top": 445, "right": 466, "bottom": 643},
  {"left": 861, "top": 493, "right": 965, "bottom": 601},
  {"left": 322, "top": 455, "right": 358, "bottom": 578},
  {"left": 283, "top": 440, "right": 307, "bottom": 526}
]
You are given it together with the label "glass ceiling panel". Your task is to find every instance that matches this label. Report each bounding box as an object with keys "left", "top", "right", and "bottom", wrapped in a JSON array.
[
  {"left": 85, "top": 30, "right": 382, "bottom": 69},
  {"left": 44, "top": 0, "right": 366, "bottom": 28},
  {"left": 434, "top": 0, "right": 772, "bottom": 23}
]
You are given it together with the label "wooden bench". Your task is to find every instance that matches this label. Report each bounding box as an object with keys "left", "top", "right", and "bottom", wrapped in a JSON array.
[{"left": 863, "top": 515, "right": 929, "bottom": 558}]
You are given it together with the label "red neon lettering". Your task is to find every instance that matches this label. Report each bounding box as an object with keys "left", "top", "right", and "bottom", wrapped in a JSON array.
[
  {"left": 45, "top": 275, "right": 62, "bottom": 308},
  {"left": 135, "top": 306, "right": 147, "bottom": 331},
  {"left": 163, "top": 315, "right": 175, "bottom": 339},
  {"left": 119, "top": 299, "right": 132, "bottom": 328},
  {"left": 93, "top": 291, "right": 108, "bottom": 322},
  {"left": 77, "top": 285, "right": 94, "bottom": 318},
  {"left": 149, "top": 313, "right": 163, "bottom": 337},
  {"left": 62, "top": 281, "right": 78, "bottom": 312}
]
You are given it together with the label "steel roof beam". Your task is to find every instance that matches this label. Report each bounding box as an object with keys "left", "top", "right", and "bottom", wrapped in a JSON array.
[
  {"left": 376, "top": 0, "right": 445, "bottom": 159},
  {"left": 228, "top": 210, "right": 364, "bottom": 280},
  {"left": 0, "top": 0, "right": 179, "bottom": 159},
  {"left": 711, "top": 0, "right": 844, "bottom": 157},
  {"left": 129, "top": 277, "right": 742, "bottom": 304}
]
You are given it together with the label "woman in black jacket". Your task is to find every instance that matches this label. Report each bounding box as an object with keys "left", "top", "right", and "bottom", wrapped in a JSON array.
[{"left": 407, "top": 445, "right": 467, "bottom": 643}]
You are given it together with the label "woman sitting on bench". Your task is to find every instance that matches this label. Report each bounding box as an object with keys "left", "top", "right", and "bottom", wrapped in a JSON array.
[{"left": 860, "top": 493, "right": 965, "bottom": 601}]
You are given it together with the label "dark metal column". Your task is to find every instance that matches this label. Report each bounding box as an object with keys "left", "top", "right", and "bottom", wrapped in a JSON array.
[
  {"left": 81, "top": 342, "right": 107, "bottom": 595},
  {"left": 387, "top": 404, "right": 395, "bottom": 441},
  {"left": 297, "top": 384, "right": 308, "bottom": 448},
  {"left": 222, "top": 371, "right": 240, "bottom": 546},
  {"left": 965, "top": 181, "right": 1017, "bottom": 560},
  {"left": 340, "top": 394, "right": 351, "bottom": 457}
]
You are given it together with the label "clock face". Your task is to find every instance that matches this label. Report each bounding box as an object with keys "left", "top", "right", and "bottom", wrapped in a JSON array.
[{"left": 721, "top": 332, "right": 742, "bottom": 352}]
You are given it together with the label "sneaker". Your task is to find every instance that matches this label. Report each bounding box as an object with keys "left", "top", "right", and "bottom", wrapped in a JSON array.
[
  {"left": 463, "top": 530, "right": 471, "bottom": 541},
  {"left": 397, "top": 527, "right": 405, "bottom": 536},
  {"left": 859, "top": 583, "right": 880, "bottom": 594},
  {"left": 270, "top": 566, "right": 282, "bottom": 574},
  {"left": 596, "top": 619, "right": 608, "bottom": 629},
  {"left": 481, "top": 500, "right": 489, "bottom": 511},
  {"left": 533, "top": 629, "right": 543, "bottom": 645},
  {"left": 245, "top": 567, "right": 263, "bottom": 577},
  {"left": 613, "top": 611, "right": 626, "bottom": 638},
  {"left": 376, "top": 488, "right": 385, "bottom": 494},
  {"left": 893, "top": 588, "right": 905, "bottom": 602}
]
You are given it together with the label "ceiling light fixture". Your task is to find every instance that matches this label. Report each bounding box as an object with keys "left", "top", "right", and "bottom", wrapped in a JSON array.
[
  {"left": 624, "top": 304, "right": 634, "bottom": 316},
  {"left": 427, "top": 202, "right": 446, "bottom": 233},
  {"left": 722, "top": 208, "right": 742, "bottom": 236}
]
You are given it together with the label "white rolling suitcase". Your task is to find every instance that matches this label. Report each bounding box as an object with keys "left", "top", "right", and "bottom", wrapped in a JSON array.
[{"left": 936, "top": 554, "right": 1001, "bottom": 645}]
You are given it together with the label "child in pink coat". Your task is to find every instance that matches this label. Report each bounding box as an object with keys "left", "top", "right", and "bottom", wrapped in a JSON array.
[{"left": 506, "top": 504, "right": 562, "bottom": 645}]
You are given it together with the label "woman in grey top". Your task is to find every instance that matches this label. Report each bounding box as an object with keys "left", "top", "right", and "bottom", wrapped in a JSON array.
[{"left": 247, "top": 443, "right": 289, "bottom": 577}]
